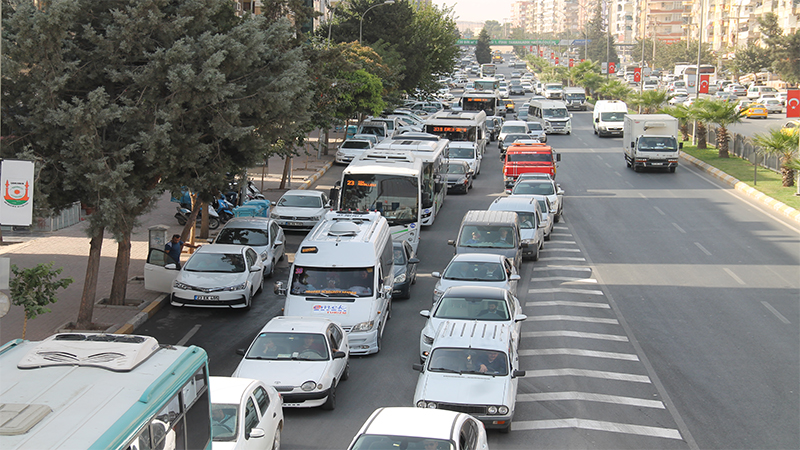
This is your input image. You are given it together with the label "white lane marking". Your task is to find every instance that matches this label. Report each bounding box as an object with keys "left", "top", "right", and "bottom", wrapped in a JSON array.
[
  {"left": 694, "top": 242, "right": 712, "bottom": 256},
  {"left": 520, "top": 348, "right": 639, "bottom": 361},
  {"left": 549, "top": 233, "right": 574, "bottom": 237},
  {"left": 527, "top": 300, "right": 608, "bottom": 308},
  {"left": 522, "top": 330, "right": 629, "bottom": 342},
  {"left": 534, "top": 265, "right": 591, "bottom": 272},
  {"left": 761, "top": 301, "right": 791, "bottom": 324},
  {"left": 529, "top": 276, "right": 596, "bottom": 283},
  {"left": 528, "top": 288, "right": 604, "bottom": 295},
  {"left": 723, "top": 267, "right": 746, "bottom": 285},
  {"left": 523, "top": 368, "right": 650, "bottom": 383},
  {"left": 176, "top": 324, "right": 202, "bottom": 346},
  {"left": 527, "top": 315, "right": 619, "bottom": 325},
  {"left": 512, "top": 418, "right": 682, "bottom": 440},
  {"left": 653, "top": 206, "right": 666, "bottom": 215},
  {"left": 605, "top": 162, "right": 612, "bottom": 168},
  {"left": 672, "top": 222, "right": 686, "bottom": 233},
  {"left": 538, "top": 257, "right": 587, "bottom": 262},
  {"left": 553, "top": 225, "right": 569, "bottom": 230},
  {"left": 541, "top": 248, "right": 582, "bottom": 252},
  {"left": 517, "top": 391, "right": 665, "bottom": 409},
  {"left": 551, "top": 240, "right": 577, "bottom": 244},
  {"left": 638, "top": 193, "right": 647, "bottom": 199}
]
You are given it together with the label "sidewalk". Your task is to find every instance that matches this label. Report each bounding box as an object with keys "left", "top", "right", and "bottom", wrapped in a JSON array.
[{"left": 0, "top": 148, "right": 336, "bottom": 344}]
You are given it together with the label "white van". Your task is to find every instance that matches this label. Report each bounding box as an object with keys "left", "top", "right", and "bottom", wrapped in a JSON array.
[
  {"left": 593, "top": 100, "right": 628, "bottom": 137},
  {"left": 528, "top": 100, "right": 572, "bottom": 135},
  {"left": 275, "top": 210, "right": 394, "bottom": 355}
]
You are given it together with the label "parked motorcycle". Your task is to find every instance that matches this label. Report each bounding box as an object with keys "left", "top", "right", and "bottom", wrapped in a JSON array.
[
  {"left": 214, "top": 195, "right": 235, "bottom": 223},
  {"left": 175, "top": 205, "right": 220, "bottom": 230}
]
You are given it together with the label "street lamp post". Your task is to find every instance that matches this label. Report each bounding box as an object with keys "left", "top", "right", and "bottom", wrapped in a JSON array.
[{"left": 359, "top": 0, "right": 395, "bottom": 44}]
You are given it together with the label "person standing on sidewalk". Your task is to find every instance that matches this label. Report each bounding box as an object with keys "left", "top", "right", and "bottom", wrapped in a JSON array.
[{"left": 165, "top": 234, "right": 196, "bottom": 267}]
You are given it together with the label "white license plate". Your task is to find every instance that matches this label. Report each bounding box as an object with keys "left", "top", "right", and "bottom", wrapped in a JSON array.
[
  {"left": 194, "top": 295, "right": 219, "bottom": 301},
  {"left": 651, "top": 162, "right": 663, "bottom": 166}
]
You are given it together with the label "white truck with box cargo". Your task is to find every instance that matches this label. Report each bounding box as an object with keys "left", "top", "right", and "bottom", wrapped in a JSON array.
[{"left": 623, "top": 114, "right": 682, "bottom": 172}]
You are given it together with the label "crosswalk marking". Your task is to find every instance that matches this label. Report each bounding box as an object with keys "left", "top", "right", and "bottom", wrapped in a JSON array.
[
  {"left": 521, "top": 330, "right": 629, "bottom": 342},
  {"left": 523, "top": 368, "right": 651, "bottom": 383},
  {"left": 541, "top": 248, "right": 582, "bottom": 252},
  {"left": 527, "top": 300, "right": 608, "bottom": 308},
  {"left": 520, "top": 348, "right": 639, "bottom": 361},
  {"left": 533, "top": 265, "right": 591, "bottom": 272},
  {"left": 529, "top": 276, "right": 596, "bottom": 283},
  {"left": 528, "top": 288, "right": 604, "bottom": 295},
  {"left": 538, "top": 257, "right": 586, "bottom": 261},
  {"left": 527, "top": 315, "right": 619, "bottom": 324},
  {"left": 517, "top": 391, "right": 665, "bottom": 409},
  {"left": 512, "top": 418, "right": 682, "bottom": 440}
]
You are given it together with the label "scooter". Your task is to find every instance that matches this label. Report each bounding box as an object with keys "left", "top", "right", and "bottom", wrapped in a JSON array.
[
  {"left": 175, "top": 205, "right": 220, "bottom": 230},
  {"left": 214, "top": 195, "right": 235, "bottom": 223}
]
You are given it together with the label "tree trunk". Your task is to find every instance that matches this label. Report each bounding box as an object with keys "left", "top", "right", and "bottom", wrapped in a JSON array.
[
  {"left": 697, "top": 123, "right": 707, "bottom": 149},
  {"left": 280, "top": 157, "right": 292, "bottom": 189},
  {"left": 180, "top": 198, "right": 201, "bottom": 240},
  {"left": 108, "top": 232, "right": 131, "bottom": 306},
  {"left": 680, "top": 122, "right": 689, "bottom": 141},
  {"left": 781, "top": 157, "right": 795, "bottom": 187},
  {"left": 199, "top": 201, "right": 209, "bottom": 239},
  {"left": 76, "top": 227, "right": 104, "bottom": 329},
  {"left": 717, "top": 127, "right": 730, "bottom": 158}
]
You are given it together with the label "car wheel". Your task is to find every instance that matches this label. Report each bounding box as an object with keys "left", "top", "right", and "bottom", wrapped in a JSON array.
[
  {"left": 208, "top": 217, "right": 220, "bottom": 230},
  {"left": 265, "top": 260, "right": 275, "bottom": 279},
  {"left": 669, "top": 166, "right": 676, "bottom": 173},
  {"left": 532, "top": 244, "right": 539, "bottom": 261},
  {"left": 341, "top": 362, "right": 350, "bottom": 381},
  {"left": 554, "top": 213, "right": 561, "bottom": 223},
  {"left": 271, "top": 425, "right": 281, "bottom": 450},
  {"left": 243, "top": 291, "right": 252, "bottom": 310},
  {"left": 322, "top": 382, "right": 337, "bottom": 410},
  {"left": 256, "top": 278, "right": 263, "bottom": 294},
  {"left": 544, "top": 232, "right": 551, "bottom": 241},
  {"left": 411, "top": 271, "right": 417, "bottom": 285}
]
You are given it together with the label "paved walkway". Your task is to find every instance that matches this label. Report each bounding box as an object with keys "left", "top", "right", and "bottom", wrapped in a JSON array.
[{"left": 0, "top": 149, "right": 336, "bottom": 343}]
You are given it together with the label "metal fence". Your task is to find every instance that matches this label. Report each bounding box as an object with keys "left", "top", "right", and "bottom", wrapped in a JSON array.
[
  {"left": 33, "top": 201, "right": 83, "bottom": 232},
  {"left": 705, "top": 126, "right": 781, "bottom": 173}
]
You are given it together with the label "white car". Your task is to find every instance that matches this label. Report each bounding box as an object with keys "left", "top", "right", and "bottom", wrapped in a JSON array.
[
  {"left": 413, "top": 321, "right": 525, "bottom": 433},
  {"left": 510, "top": 178, "right": 564, "bottom": 222},
  {"left": 419, "top": 285, "right": 525, "bottom": 361},
  {"left": 759, "top": 97, "right": 784, "bottom": 114},
  {"left": 335, "top": 139, "right": 374, "bottom": 164},
  {"left": 448, "top": 142, "right": 482, "bottom": 177},
  {"left": 210, "top": 377, "right": 283, "bottom": 450},
  {"left": 232, "top": 316, "right": 349, "bottom": 409},
  {"left": 347, "top": 407, "right": 488, "bottom": 450},
  {"left": 212, "top": 218, "right": 286, "bottom": 278},
  {"left": 530, "top": 195, "right": 554, "bottom": 240},
  {"left": 269, "top": 189, "right": 330, "bottom": 231},
  {"left": 431, "top": 253, "right": 520, "bottom": 303}
]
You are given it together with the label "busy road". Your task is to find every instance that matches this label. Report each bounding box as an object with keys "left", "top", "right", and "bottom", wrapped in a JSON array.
[{"left": 137, "top": 64, "right": 799, "bottom": 449}]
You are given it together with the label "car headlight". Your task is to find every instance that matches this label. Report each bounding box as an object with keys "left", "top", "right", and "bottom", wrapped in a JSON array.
[
  {"left": 522, "top": 239, "right": 535, "bottom": 245},
  {"left": 300, "top": 381, "right": 318, "bottom": 391},
  {"left": 351, "top": 320, "right": 375, "bottom": 332},
  {"left": 394, "top": 273, "right": 406, "bottom": 284},
  {"left": 416, "top": 400, "right": 437, "bottom": 409},
  {"left": 270, "top": 212, "right": 279, "bottom": 219},
  {"left": 260, "top": 250, "right": 270, "bottom": 261},
  {"left": 224, "top": 282, "right": 247, "bottom": 292},
  {"left": 310, "top": 215, "right": 321, "bottom": 221},
  {"left": 498, "top": 406, "right": 509, "bottom": 415},
  {"left": 487, "top": 406, "right": 498, "bottom": 414},
  {"left": 432, "top": 288, "right": 444, "bottom": 300},
  {"left": 173, "top": 281, "right": 192, "bottom": 290},
  {"left": 422, "top": 334, "right": 434, "bottom": 345}
]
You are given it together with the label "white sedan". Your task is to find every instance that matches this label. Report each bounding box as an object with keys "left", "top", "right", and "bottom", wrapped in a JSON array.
[
  {"left": 431, "top": 253, "right": 520, "bottom": 303},
  {"left": 210, "top": 377, "right": 283, "bottom": 450},
  {"left": 510, "top": 178, "right": 564, "bottom": 222},
  {"left": 269, "top": 190, "right": 330, "bottom": 230}
]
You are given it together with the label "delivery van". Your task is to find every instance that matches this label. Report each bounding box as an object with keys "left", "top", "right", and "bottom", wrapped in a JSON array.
[
  {"left": 275, "top": 210, "right": 394, "bottom": 355},
  {"left": 593, "top": 100, "right": 628, "bottom": 137}
]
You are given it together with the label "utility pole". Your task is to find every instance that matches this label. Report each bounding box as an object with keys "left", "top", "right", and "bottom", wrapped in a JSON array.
[{"left": 692, "top": 0, "right": 705, "bottom": 145}]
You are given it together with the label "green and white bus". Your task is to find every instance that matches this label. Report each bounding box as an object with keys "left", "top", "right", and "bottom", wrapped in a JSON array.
[{"left": 0, "top": 333, "right": 211, "bottom": 450}]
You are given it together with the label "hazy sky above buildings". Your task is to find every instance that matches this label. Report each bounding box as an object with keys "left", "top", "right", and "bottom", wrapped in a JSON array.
[{"left": 433, "top": 0, "right": 513, "bottom": 23}]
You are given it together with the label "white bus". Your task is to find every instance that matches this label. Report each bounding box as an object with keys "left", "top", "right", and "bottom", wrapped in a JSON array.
[
  {"left": 480, "top": 63, "right": 497, "bottom": 78},
  {"left": 376, "top": 134, "right": 449, "bottom": 226},
  {"left": 423, "top": 110, "right": 488, "bottom": 158},
  {"left": 336, "top": 151, "right": 423, "bottom": 252},
  {"left": 460, "top": 90, "right": 506, "bottom": 117},
  {"left": 682, "top": 65, "right": 717, "bottom": 94}
]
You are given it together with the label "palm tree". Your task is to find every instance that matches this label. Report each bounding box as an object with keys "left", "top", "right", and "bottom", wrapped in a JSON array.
[
  {"left": 691, "top": 98, "right": 744, "bottom": 158},
  {"left": 596, "top": 79, "right": 632, "bottom": 101},
  {"left": 687, "top": 102, "right": 709, "bottom": 149},
  {"left": 582, "top": 72, "right": 605, "bottom": 99},
  {"left": 659, "top": 104, "right": 691, "bottom": 141},
  {"left": 629, "top": 90, "right": 671, "bottom": 113},
  {"left": 752, "top": 129, "right": 799, "bottom": 187}
]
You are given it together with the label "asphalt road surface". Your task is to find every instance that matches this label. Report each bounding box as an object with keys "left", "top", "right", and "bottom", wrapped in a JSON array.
[{"left": 137, "top": 66, "right": 799, "bottom": 450}]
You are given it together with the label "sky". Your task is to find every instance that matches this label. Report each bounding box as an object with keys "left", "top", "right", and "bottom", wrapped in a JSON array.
[{"left": 432, "top": 0, "right": 513, "bottom": 24}]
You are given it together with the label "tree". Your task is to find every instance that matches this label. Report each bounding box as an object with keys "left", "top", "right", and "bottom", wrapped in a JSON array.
[
  {"left": 10, "top": 263, "right": 73, "bottom": 339},
  {"left": 687, "top": 103, "right": 709, "bottom": 149},
  {"left": 596, "top": 79, "right": 632, "bottom": 101},
  {"left": 583, "top": 4, "right": 618, "bottom": 63},
  {"left": 628, "top": 90, "right": 671, "bottom": 114},
  {"left": 752, "top": 129, "right": 799, "bottom": 186},
  {"left": 484, "top": 20, "right": 503, "bottom": 39},
  {"left": 691, "top": 99, "right": 744, "bottom": 158},
  {"left": 758, "top": 13, "right": 800, "bottom": 84},
  {"left": 660, "top": 104, "right": 692, "bottom": 141},
  {"left": 731, "top": 46, "right": 773, "bottom": 78},
  {"left": 475, "top": 28, "right": 492, "bottom": 64}
]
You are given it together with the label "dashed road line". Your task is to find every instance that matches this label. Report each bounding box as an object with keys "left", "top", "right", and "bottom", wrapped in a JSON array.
[
  {"left": 176, "top": 324, "right": 201, "bottom": 346},
  {"left": 527, "top": 315, "right": 619, "bottom": 325},
  {"left": 672, "top": 222, "right": 686, "bottom": 233},
  {"left": 653, "top": 206, "right": 666, "bottom": 215},
  {"left": 520, "top": 348, "right": 639, "bottom": 361},
  {"left": 761, "top": 301, "right": 791, "bottom": 324},
  {"left": 527, "top": 300, "right": 609, "bottom": 308},
  {"left": 723, "top": 267, "right": 746, "bottom": 285},
  {"left": 517, "top": 391, "right": 664, "bottom": 409},
  {"left": 541, "top": 248, "right": 582, "bottom": 252},
  {"left": 512, "top": 418, "right": 682, "bottom": 440},
  {"left": 521, "top": 330, "right": 629, "bottom": 342},
  {"left": 523, "top": 368, "right": 651, "bottom": 383},
  {"left": 694, "top": 242, "right": 712, "bottom": 255}
]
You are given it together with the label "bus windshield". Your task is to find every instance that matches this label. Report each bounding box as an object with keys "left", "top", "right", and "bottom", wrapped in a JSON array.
[
  {"left": 543, "top": 108, "right": 569, "bottom": 119},
  {"left": 462, "top": 97, "right": 497, "bottom": 115},
  {"left": 341, "top": 174, "right": 419, "bottom": 225},
  {"left": 424, "top": 125, "right": 477, "bottom": 142}
]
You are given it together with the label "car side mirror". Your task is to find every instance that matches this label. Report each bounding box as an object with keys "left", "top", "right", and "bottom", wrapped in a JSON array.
[
  {"left": 447, "top": 239, "right": 455, "bottom": 246},
  {"left": 408, "top": 257, "right": 420, "bottom": 265},
  {"left": 594, "top": 117, "right": 599, "bottom": 123},
  {"left": 431, "top": 271, "right": 441, "bottom": 278},
  {"left": 248, "top": 428, "right": 266, "bottom": 439},
  {"left": 510, "top": 274, "right": 521, "bottom": 281},
  {"left": 679, "top": 142, "right": 684, "bottom": 149},
  {"left": 512, "top": 369, "right": 526, "bottom": 378},
  {"left": 420, "top": 310, "right": 431, "bottom": 318},
  {"left": 274, "top": 240, "right": 283, "bottom": 247},
  {"left": 274, "top": 281, "right": 287, "bottom": 296},
  {"left": 412, "top": 363, "right": 424, "bottom": 372},
  {"left": 333, "top": 351, "right": 346, "bottom": 359},
  {"left": 515, "top": 314, "right": 528, "bottom": 322},
  {"left": 165, "top": 263, "right": 178, "bottom": 270},
  {"left": 556, "top": 154, "right": 562, "bottom": 162},
  {"left": 520, "top": 242, "right": 529, "bottom": 248},
  {"left": 236, "top": 348, "right": 246, "bottom": 356},
  {"left": 382, "top": 285, "right": 392, "bottom": 297}
]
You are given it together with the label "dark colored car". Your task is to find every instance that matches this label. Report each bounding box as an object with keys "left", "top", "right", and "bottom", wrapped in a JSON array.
[
  {"left": 445, "top": 160, "right": 474, "bottom": 194},
  {"left": 499, "top": 133, "right": 531, "bottom": 159},
  {"left": 392, "top": 240, "right": 420, "bottom": 299}
]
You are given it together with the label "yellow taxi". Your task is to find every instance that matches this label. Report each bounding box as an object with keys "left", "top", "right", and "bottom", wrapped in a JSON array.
[
  {"left": 745, "top": 103, "right": 768, "bottom": 119},
  {"left": 781, "top": 119, "right": 800, "bottom": 136}
]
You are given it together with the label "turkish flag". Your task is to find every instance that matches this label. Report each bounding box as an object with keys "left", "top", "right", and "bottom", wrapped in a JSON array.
[
  {"left": 699, "top": 75, "right": 710, "bottom": 94},
  {"left": 539, "top": 49, "right": 543, "bottom": 57},
  {"left": 550, "top": 52, "right": 554, "bottom": 59},
  {"left": 608, "top": 62, "right": 616, "bottom": 74},
  {"left": 633, "top": 68, "right": 641, "bottom": 83},
  {"left": 788, "top": 89, "right": 800, "bottom": 118},
  {"left": 569, "top": 58, "right": 574, "bottom": 67},
  {"left": 555, "top": 57, "right": 559, "bottom": 65}
]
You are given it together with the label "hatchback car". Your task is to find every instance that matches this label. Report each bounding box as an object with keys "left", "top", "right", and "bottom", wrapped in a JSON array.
[
  {"left": 444, "top": 160, "right": 474, "bottom": 194},
  {"left": 233, "top": 316, "right": 350, "bottom": 410},
  {"left": 347, "top": 407, "right": 488, "bottom": 450},
  {"left": 510, "top": 178, "right": 564, "bottom": 222},
  {"left": 781, "top": 119, "right": 800, "bottom": 136},
  {"left": 270, "top": 190, "right": 330, "bottom": 231},
  {"left": 419, "top": 286, "right": 526, "bottom": 360},
  {"left": 169, "top": 244, "right": 264, "bottom": 309},
  {"left": 210, "top": 376, "right": 283, "bottom": 450},
  {"left": 392, "top": 240, "right": 420, "bottom": 300},
  {"left": 524, "top": 121, "right": 547, "bottom": 143},
  {"left": 212, "top": 217, "right": 286, "bottom": 277},
  {"left": 745, "top": 103, "right": 768, "bottom": 119},
  {"left": 497, "top": 120, "right": 529, "bottom": 146},
  {"left": 431, "top": 253, "right": 520, "bottom": 303},
  {"left": 448, "top": 142, "right": 481, "bottom": 177}
]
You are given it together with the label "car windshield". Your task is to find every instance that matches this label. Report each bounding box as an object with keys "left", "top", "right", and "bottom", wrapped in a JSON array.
[
  {"left": 504, "top": 133, "right": 529, "bottom": 144},
  {"left": 507, "top": 153, "right": 551, "bottom": 162},
  {"left": 512, "top": 181, "right": 555, "bottom": 196},
  {"left": 449, "top": 146, "right": 475, "bottom": 159},
  {"left": 350, "top": 435, "right": 454, "bottom": 450},
  {"left": 600, "top": 112, "right": 625, "bottom": 121},
  {"left": 290, "top": 266, "right": 374, "bottom": 298},
  {"left": 543, "top": 108, "right": 568, "bottom": 118},
  {"left": 517, "top": 212, "right": 535, "bottom": 229},
  {"left": 527, "top": 122, "right": 543, "bottom": 131},
  {"left": 184, "top": 253, "right": 246, "bottom": 273},
  {"left": 246, "top": 332, "right": 329, "bottom": 361},
  {"left": 443, "top": 261, "right": 506, "bottom": 282},
  {"left": 211, "top": 404, "right": 239, "bottom": 442},
  {"left": 215, "top": 228, "right": 270, "bottom": 247},
  {"left": 502, "top": 125, "right": 527, "bottom": 134},
  {"left": 638, "top": 136, "right": 678, "bottom": 151},
  {"left": 433, "top": 296, "right": 510, "bottom": 321},
  {"left": 428, "top": 348, "right": 509, "bottom": 376},
  {"left": 459, "top": 226, "right": 515, "bottom": 248},
  {"left": 447, "top": 163, "right": 467, "bottom": 174},
  {"left": 278, "top": 195, "right": 322, "bottom": 208},
  {"left": 393, "top": 246, "right": 407, "bottom": 265}
]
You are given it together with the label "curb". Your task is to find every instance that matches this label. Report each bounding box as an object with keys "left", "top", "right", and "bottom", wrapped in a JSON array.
[
  {"left": 679, "top": 151, "right": 800, "bottom": 224},
  {"left": 113, "top": 294, "right": 168, "bottom": 335},
  {"left": 298, "top": 159, "right": 334, "bottom": 190}
]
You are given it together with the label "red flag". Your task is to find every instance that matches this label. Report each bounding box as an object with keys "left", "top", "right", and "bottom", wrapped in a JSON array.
[
  {"left": 788, "top": 89, "right": 800, "bottom": 118},
  {"left": 539, "top": 49, "right": 543, "bottom": 57},
  {"left": 608, "top": 62, "right": 616, "bottom": 74},
  {"left": 569, "top": 58, "right": 574, "bottom": 67},
  {"left": 555, "top": 57, "right": 559, "bottom": 65},
  {"left": 633, "top": 68, "right": 641, "bottom": 83},
  {"left": 699, "top": 75, "right": 709, "bottom": 94},
  {"left": 550, "top": 52, "right": 554, "bottom": 59}
]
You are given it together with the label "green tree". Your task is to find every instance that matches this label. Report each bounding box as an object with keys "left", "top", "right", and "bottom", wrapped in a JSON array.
[
  {"left": 687, "top": 103, "right": 709, "bottom": 149},
  {"left": 10, "top": 263, "right": 73, "bottom": 339},
  {"left": 596, "top": 79, "right": 632, "bottom": 101},
  {"left": 660, "top": 104, "right": 692, "bottom": 141},
  {"left": 484, "top": 20, "right": 503, "bottom": 39},
  {"left": 583, "top": 4, "right": 618, "bottom": 63},
  {"left": 691, "top": 99, "right": 744, "bottom": 158},
  {"left": 758, "top": 13, "right": 800, "bottom": 84},
  {"left": 628, "top": 90, "right": 671, "bottom": 114},
  {"left": 731, "top": 45, "right": 773, "bottom": 78},
  {"left": 475, "top": 28, "right": 492, "bottom": 64},
  {"left": 752, "top": 129, "right": 799, "bottom": 186}
]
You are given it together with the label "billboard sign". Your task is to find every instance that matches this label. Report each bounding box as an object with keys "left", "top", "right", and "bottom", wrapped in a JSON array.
[{"left": 1, "top": 160, "right": 35, "bottom": 226}]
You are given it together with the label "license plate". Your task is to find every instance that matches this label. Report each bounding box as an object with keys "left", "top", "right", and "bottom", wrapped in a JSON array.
[
  {"left": 650, "top": 162, "right": 663, "bottom": 166},
  {"left": 282, "top": 221, "right": 303, "bottom": 226},
  {"left": 194, "top": 295, "right": 219, "bottom": 301}
]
